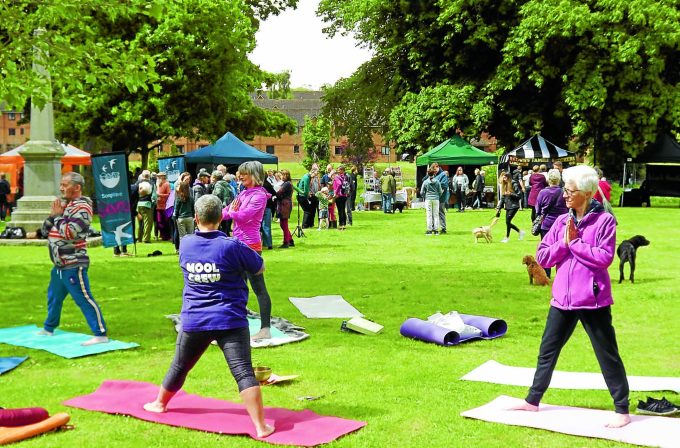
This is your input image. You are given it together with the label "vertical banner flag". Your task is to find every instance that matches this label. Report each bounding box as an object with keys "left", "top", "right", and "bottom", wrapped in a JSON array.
[
  {"left": 158, "top": 156, "right": 185, "bottom": 189},
  {"left": 91, "top": 152, "right": 134, "bottom": 248}
]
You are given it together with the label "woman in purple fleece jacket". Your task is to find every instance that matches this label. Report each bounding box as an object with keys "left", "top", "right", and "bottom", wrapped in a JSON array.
[
  {"left": 222, "top": 161, "right": 273, "bottom": 340},
  {"left": 510, "top": 165, "right": 630, "bottom": 428}
]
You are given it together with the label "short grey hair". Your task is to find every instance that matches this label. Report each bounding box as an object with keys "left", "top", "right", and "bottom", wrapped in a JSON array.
[
  {"left": 562, "top": 165, "right": 599, "bottom": 193},
  {"left": 63, "top": 172, "right": 84, "bottom": 187},
  {"left": 547, "top": 169, "right": 561, "bottom": 186},
  {"left": 238, "top": 161, "right": 264, "bottom": 186},
  {"left": 195, "top": 194, "right": 223, "bottom": 224},
  {"left": 211, "top": 170, "right": 223, "bottom": 180}
]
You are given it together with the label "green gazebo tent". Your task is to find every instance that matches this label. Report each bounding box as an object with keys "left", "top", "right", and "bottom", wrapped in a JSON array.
[{"left": 416, "top": 135, "right": 498, "bottom": 167}]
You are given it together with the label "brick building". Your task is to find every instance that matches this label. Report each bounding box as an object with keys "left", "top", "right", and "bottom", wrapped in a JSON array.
[{"left": 0, "top": 108, "right": 29, "bottom": 153}]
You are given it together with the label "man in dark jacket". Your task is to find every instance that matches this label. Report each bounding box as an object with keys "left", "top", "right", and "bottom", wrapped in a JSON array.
[{"left": 0, "top": 173, "right": 10, "bottom": 221}]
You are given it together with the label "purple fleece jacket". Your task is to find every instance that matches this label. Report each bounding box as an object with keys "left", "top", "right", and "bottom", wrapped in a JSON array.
[
  {"left": 222, "top": 186, "right": 271, "bottom": 248},
  {"left": 536, "top": 201, "right": 616, "bottom": 310}
]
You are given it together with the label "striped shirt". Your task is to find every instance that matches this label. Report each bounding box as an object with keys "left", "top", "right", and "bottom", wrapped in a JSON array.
[{"left": 43, "top": 196, "right": 93, "bottom": 269}]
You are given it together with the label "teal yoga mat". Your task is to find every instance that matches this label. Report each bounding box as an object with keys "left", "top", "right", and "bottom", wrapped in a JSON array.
[
  {"left": 0, "top": 325, "right": 139, "bottom": 359},
  {"left": 0, "top": 356, "right": 28, "bottom": 374},
  {"left": 248, "top": 317, "right": 286, "bottom": 338}
]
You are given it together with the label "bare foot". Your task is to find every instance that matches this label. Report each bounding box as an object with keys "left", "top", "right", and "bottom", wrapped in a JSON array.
[
  {"left": 143, "top": 401, "right": 167, "bottom": 413},
  {"left": 81, "top": 336, "right": 109, "bottom": 346},
  {"left": 505, "top": 400, "right": 539, "bottom": 412},
  {"left": 251, "top": 328, "right": 271, "bottom": 340},
  {"left": 256, "top": 423, "right": 275, "bottom": 438},
  {"left": 605, "top": 413, "right": 631, "bottom": 428}
]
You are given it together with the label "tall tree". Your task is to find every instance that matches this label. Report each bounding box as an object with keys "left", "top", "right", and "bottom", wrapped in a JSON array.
[
  {"left": 301, "top": 115, "right": 331, "bottom": 170},
  {"left": 319, "top": 0, "right": 680, "bottom": 174},
  {"left": 54, "top": 0, "right": 297, "bottom": 167}
]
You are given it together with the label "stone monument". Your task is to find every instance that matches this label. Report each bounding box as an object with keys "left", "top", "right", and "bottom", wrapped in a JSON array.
[{"left": 9, "top": 29, "right": 65, "bottom": 232}]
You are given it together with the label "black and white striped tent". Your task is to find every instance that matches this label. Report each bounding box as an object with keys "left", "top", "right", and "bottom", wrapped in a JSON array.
[{"left": 500, "top": 134, "right": 575, "bottom": 165}]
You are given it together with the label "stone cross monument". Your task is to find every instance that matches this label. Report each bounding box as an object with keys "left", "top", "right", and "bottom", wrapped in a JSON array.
[{"left": 9, "top": 29, "right": 65, "bottom": 232}]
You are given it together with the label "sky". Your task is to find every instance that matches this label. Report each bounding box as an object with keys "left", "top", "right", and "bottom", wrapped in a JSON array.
[{"left": 249, "top": 0, "right": 373, "bottom": 90}]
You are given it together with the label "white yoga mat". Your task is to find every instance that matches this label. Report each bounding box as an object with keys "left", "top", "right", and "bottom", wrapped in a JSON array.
[
  {"left": 462, "top": 360, "right": 680, "bottom": 393},
  {"left": 462, "top": 395, "right": 680, "bottom": 448},
  {"left": 288, "top": 295, "right": 363, "bottom": 319}
]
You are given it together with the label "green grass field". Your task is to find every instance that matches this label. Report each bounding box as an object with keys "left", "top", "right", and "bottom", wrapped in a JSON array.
[{"left": 1, "top": 205, "right": 679, "bottom": 447}]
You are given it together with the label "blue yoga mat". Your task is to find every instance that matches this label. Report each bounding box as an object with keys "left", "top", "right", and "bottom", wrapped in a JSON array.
[
  {"left": 0, "top": 325, "right": 139, "bottom": 359},
  {"left": 247, "top": 317, "right": 286, "bottom": 338},
  {"left": 0, "top": 356, "right": 28, "bottom": 374}
]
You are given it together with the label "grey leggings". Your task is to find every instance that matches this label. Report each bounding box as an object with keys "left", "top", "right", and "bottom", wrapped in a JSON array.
[
  {"left": 162, "top": 327, "right": 258, "bottom": 393},
  {"left": 246, "top": 270, "right": 271, "bottom": 330}
]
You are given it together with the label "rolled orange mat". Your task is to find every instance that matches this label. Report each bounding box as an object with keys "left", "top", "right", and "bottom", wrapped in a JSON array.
[{"left": 0, "top": 413, "right": 70, "bottom": 445}]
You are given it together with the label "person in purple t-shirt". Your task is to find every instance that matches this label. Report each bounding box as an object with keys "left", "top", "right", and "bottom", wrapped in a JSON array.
[{"left": 144, "top": 194, "right": 274, "bottom": 439}]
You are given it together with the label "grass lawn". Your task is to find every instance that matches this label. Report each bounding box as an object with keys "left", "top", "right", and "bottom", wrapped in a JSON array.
[{"left": 1, "top": 205, "right": 679, "bottom": 447}]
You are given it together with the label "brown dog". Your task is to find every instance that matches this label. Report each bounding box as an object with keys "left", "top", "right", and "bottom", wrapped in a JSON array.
[{"left": 522, "top": 255, "right": 550, "bottom": 286}]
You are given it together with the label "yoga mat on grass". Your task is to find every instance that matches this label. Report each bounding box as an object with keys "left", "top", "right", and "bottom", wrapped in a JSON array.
[
  {"left": 0, "top": 356, "right": 27, "bottom": 375},
  {"left": 399, "top": 314, "right": 507, "bottom": 346},
  {"left": 165, "top": 313, "right": 310, "bottom": 348},
  {"left": 64, "top": 380, "right": 365, "bottom": 446},
  {"left": 0, "top": 325, "right": 139, "bottom": 358},
  {"left": 462, "top": 360, "right": 680, "bottom": 393},
  {"left": 462, "top": 395, "right": 680, "bottom": 448},
  {"left": 289, "top": 295, "right": 363, "bottom": 319}
]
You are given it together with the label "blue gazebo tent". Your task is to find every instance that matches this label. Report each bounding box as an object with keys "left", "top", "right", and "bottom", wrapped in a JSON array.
[{"left": 184, "top": 132, "right": 278, "bottom": 165}]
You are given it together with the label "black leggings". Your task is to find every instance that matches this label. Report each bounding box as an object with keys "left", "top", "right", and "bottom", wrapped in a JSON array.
[
  {"left": 505, "top": 208, "right": 520, "bottom": 237},
  {"left": 336, "top": 196, "right": 348, "bottom": 226},
  {"left": 247, "top": 271, "right": 271, "bottom": 329},
  {"left": 526, "top": 306, "right": 629, "bottom": 414},
  {"left": 162, "top": 327, "right": 258, "bottom": 393}
]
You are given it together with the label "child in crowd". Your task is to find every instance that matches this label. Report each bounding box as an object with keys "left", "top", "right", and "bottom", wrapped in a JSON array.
[{"left": 316, "top": 187, "right": 330, "bottom": 230}]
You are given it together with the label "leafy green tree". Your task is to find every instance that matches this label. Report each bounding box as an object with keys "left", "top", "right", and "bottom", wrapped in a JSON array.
[
  {"left": 54, "top": 0, "right": 296, "bottom": 168},
  {"left": 301, "top": 115, "right": 331, "bottom": 170},
  {"left": 319, "top": 0, "right": 680, "bottom": 175},
  {"left": 262, "top": 71, "right": 292, "bottom": 99}
]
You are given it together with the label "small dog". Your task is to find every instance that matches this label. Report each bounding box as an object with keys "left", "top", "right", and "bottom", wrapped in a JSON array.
[
  {"left": 617, "top": 235, "right": 650, "bottom": 283},
  {"left": 472, "top": 217, "right": 499, "bottom": 243},
  {"left": 522, "top": 255, "right": 550, "bottom": 286}
]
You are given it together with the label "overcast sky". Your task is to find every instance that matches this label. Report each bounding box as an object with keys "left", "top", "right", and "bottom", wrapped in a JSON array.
[{"left": 249, "top": 0, "right": 373, "bottom": 90}]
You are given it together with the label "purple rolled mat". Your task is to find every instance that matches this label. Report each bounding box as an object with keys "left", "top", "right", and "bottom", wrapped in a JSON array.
[
  {"left": 399, "top": 318, "right": 461, "bottom": 346},
  {"left": 0, "top": 407, "right": 50, "bottom": 427},
  {"left": 459, "top": 314, "right": 508, "bottom": 340}
]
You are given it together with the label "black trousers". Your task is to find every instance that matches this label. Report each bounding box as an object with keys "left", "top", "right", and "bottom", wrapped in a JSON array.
[
  {"left": 505, "top": 208, "right": 520, "bottom": 237},
  {"left": 526, "top": 306, "right": 629, "bottom": 414},
  {"left": 298, "top": 195, "right": 312, "bottom": 228},
  {"left": 336, "top": 196, "right": 348, "bottom": 226}
]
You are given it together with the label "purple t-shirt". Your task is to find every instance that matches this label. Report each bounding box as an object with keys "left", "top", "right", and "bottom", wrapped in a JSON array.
[{"left": 179, "top": 230, "right": 263, "bottom": 332}]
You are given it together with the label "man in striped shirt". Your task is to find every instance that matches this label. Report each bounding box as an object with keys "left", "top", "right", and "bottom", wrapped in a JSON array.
[{"left": 40, "top": 172, "right": 108, "bottom": 346}]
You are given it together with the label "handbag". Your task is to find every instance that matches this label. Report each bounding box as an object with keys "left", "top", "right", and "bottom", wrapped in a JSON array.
[{"left": 531, "top": 214, "right": 543, "bottom": 236}]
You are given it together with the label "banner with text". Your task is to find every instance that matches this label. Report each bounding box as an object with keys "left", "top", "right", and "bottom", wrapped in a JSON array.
[
  {"left": 158, "top": 155, "right": 185, "bottom": 189},
  {"left": 91, "top": 152, "right": 134, "bottom": 248}
]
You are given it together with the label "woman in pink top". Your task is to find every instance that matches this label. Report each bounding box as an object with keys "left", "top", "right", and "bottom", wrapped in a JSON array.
[
  {"left": 332, "top": 165, "right": 350, "bottom": 230},
  {"left": 222, "top": 161, "right": 273, "bottom": 340},
  {"left": 527, "top": 165, "right": 549, "bottom": 222},
  {"left": 155, "top": 172, "right": 171, "bottom": 240}
]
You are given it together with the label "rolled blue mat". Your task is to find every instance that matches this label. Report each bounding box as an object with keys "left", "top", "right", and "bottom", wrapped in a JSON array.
[{"left": 400, "top": 315, "right": 508, "bottom": 346}]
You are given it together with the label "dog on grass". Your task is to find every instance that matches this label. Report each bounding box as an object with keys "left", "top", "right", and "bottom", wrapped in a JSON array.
[
  {"left": 472, "top": 217, "right": 499, "bottom": 243},
  {"left": 522, "top": 255, "right": 550, "bottom": 286},
  {"left": 617, "top": 235, "right": 650, "bottom": 284}
]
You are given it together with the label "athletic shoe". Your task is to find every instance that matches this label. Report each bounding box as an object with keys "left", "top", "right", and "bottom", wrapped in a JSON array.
[
  {"left": 519, "top": 230, "right": 526, "bottom": 241},
  {"left": 433, "top": 231, "right": 439, "bottom": 235},
  {"left": 425, "top": 231, "right": 433, "bottom": 235},
  {"left": 500, "top": 238, "right": 509, "bottom": 243},
  {"left": 440, "top": 229, "right": 447, "bottom": 234},
  {"left": 636, "top": 398, "right": 679, "bottom": 416},
  {"left": 649, "top": 397, "right": 680, "bottom": 411}
]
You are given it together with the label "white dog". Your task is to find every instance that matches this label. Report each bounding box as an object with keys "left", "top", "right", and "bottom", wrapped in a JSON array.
[{"left": 472, "top": 217, "right": 499, "bottom": 243}]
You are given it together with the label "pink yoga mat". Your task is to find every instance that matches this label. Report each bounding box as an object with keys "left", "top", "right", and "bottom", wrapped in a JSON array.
[
  {"left": 63, "top": 380, "right": 365, "bottom": 446},
  {"left": 462, "top": 395, "right": 680, "bottom": 448}
]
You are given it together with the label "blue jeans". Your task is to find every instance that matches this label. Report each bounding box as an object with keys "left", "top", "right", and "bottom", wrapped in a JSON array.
[
  {"left": 260, "top": 208, "right": 273, "bottom": 249},
  {"left": 44, "top": 266, "right": 107, "bottom": 336},
  {"left": 382, "top": 193, "right": 393, "bottom": 213}
]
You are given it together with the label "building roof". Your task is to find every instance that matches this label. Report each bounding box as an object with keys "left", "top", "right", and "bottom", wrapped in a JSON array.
[{"left": 252, "top": 91, "right": 324, "bottom": 126}]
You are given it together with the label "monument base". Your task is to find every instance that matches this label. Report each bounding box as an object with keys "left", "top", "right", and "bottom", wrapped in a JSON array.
[{"left": 8, "top": 195, "right": 57, "bottom": 232}]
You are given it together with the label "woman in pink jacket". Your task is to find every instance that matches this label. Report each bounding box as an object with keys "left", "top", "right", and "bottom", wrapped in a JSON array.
[
  {"left": 222, "top": 161, "right": 273, "bottom": 340},
  {"left": 509, "top": 165, "right": 630, "bottom": 428}
]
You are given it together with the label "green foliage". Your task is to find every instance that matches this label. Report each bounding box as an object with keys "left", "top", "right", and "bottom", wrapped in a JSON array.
[
  {"left": 319, "top": 0, "right": 680, "bottom": 176},
  {"left": 262, "top": 71, "right": 292, "bottom": 99},
  {"left": 1, "top": 207, "right": 679, "bottom": 447},
  {"left": 301, "top": 115, "right": 331, "bottom": 170}
]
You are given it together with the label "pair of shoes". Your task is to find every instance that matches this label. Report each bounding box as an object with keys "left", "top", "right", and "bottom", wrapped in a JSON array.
[
  {"left": 636, "top": 397, "right": 680, "bottom": 416},
  {"left": 425, "top": 231, "right": 433, "bottom": 235},
  {"left": 519, "top": 230, "right": 526, "bottom": 241},
  {"left": 279, "top": 243, "right": 289, "bottom": 249},
  {"left": 500, "top": 238, "right": 509, "bottom": 243},
  {"left": 440, "top": 229, "right": 447, "bottom": 234}
]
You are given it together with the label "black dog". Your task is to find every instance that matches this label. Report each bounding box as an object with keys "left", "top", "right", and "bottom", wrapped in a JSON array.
[{"left": 617, "top": 235, "right": 650, "bottom": 283}]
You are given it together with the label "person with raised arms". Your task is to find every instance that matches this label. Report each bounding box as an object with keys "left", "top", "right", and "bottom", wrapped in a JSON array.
[{"left": 144, "top": 194, "right": 274, "bottom": 438}]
